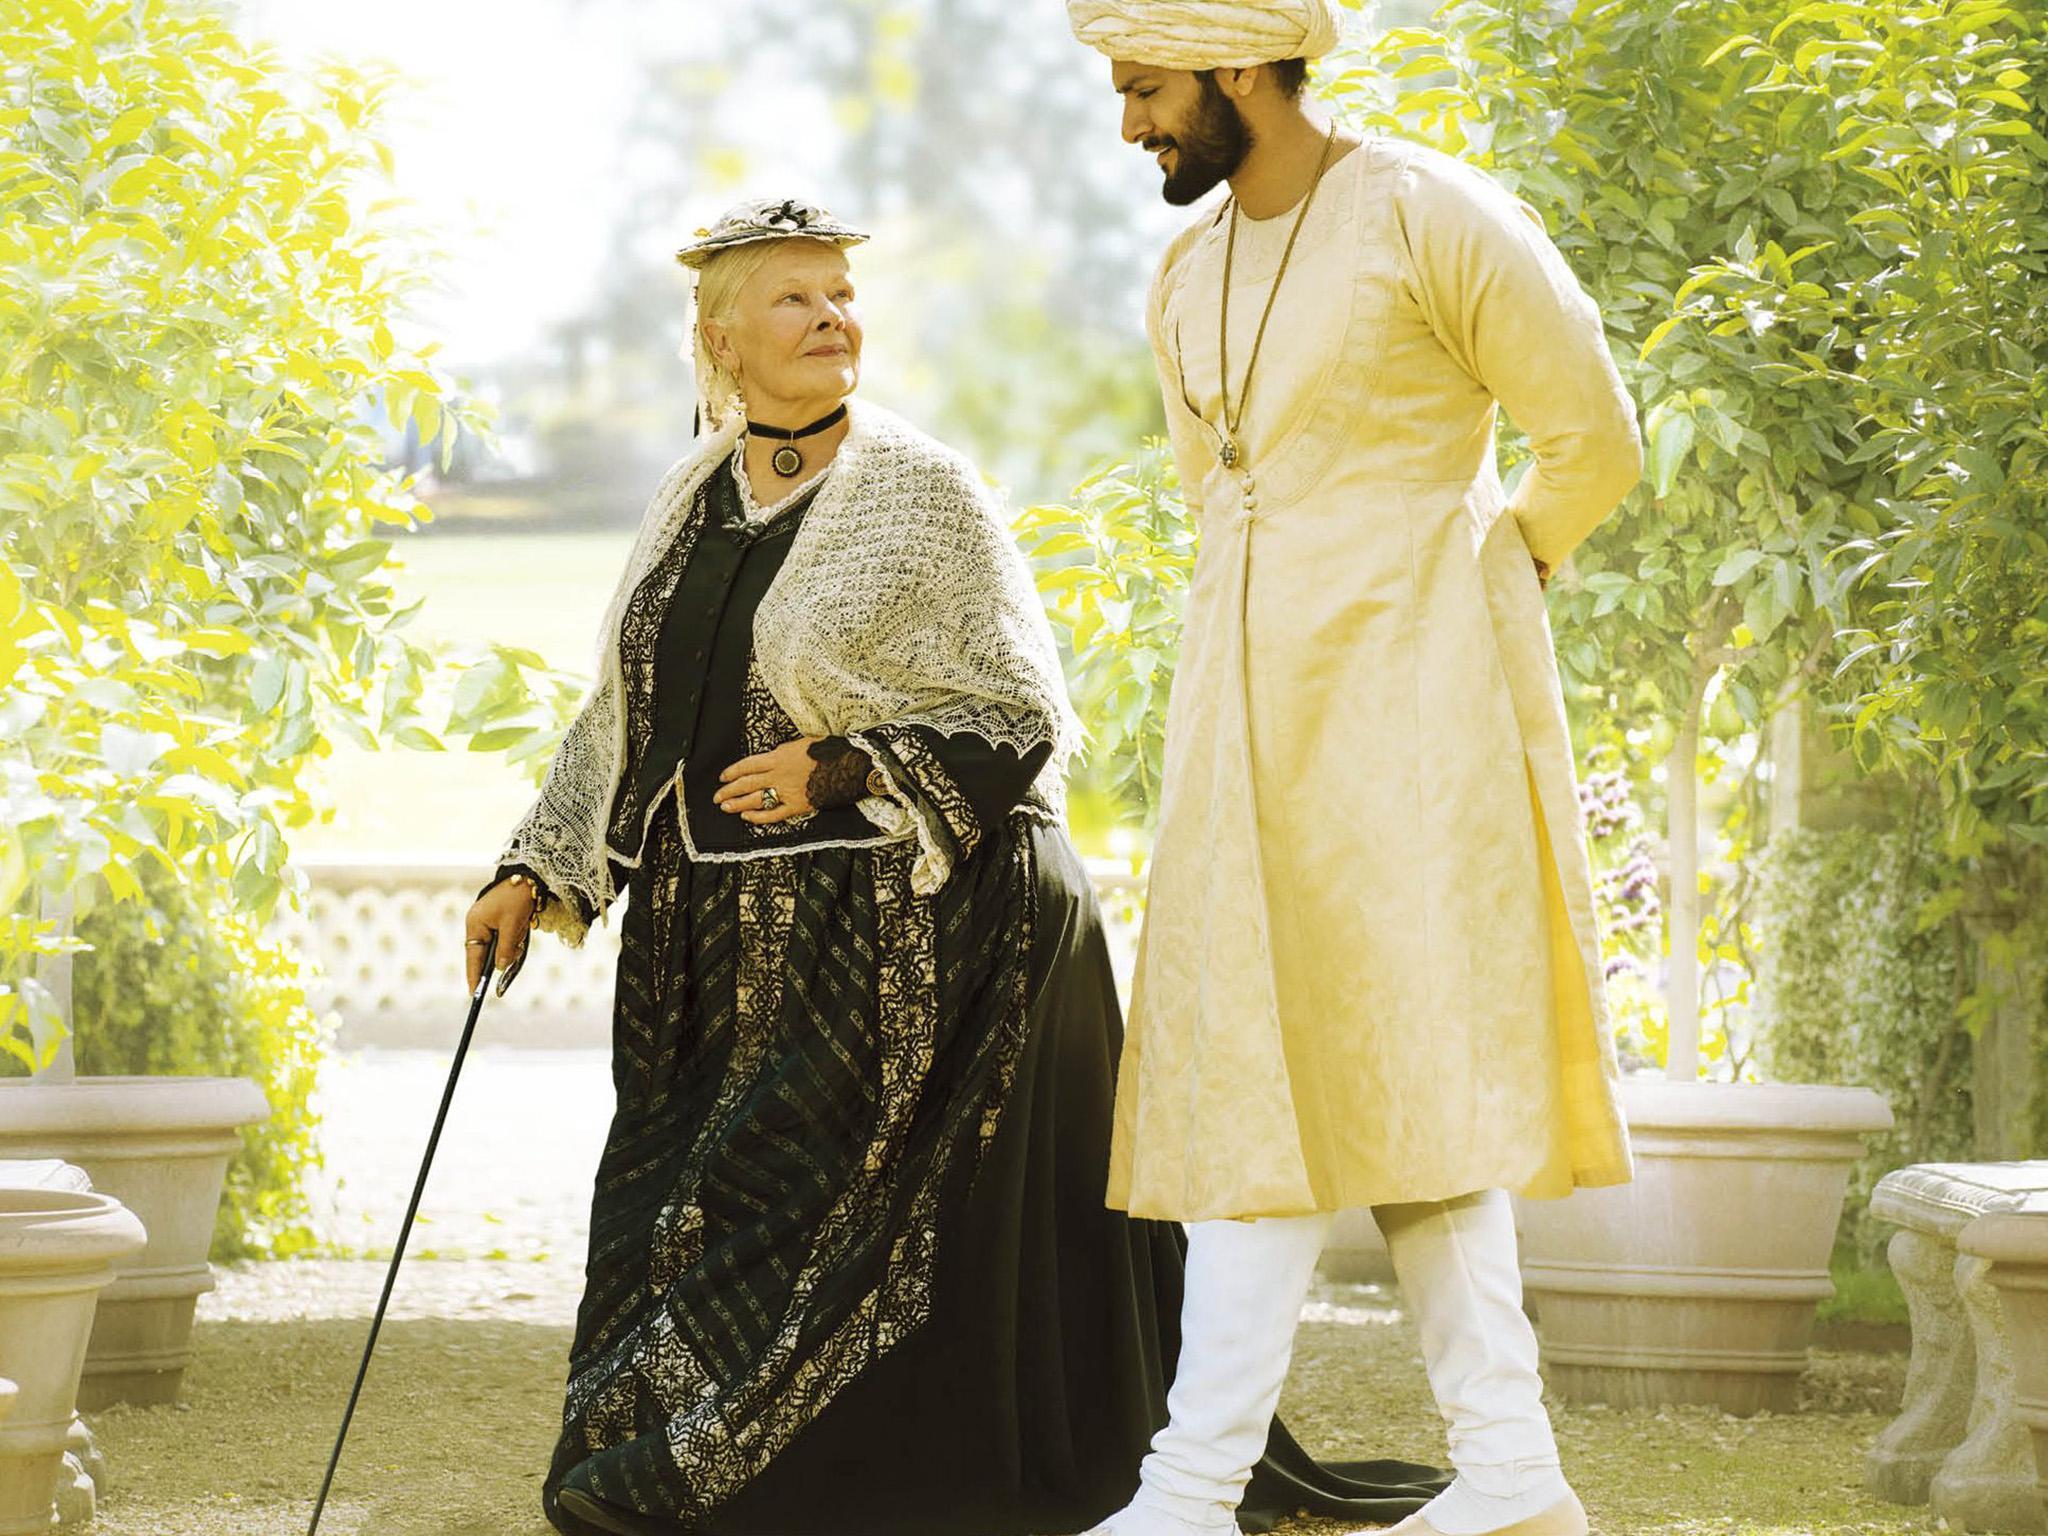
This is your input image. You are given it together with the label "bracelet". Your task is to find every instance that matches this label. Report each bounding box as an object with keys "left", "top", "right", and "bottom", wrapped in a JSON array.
[{"left": 503, "top": 871, "right": 548, "bottom": 915}]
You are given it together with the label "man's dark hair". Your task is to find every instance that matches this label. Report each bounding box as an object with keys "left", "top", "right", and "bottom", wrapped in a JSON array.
[
  {"left": 1270, "top": 56, "right": 1310, "bottom": 98},
  {"left": 1196, "top": 57, "right": 1310, "bottom": 100}
]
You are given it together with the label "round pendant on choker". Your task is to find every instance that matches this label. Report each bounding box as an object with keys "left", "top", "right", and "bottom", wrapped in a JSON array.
[{"left": 746, "top": 404, "right": 849, "bottom": 478}]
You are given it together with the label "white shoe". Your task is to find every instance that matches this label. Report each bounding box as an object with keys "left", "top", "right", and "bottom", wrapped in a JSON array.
[{"left": 1383, "top": 1489, "right": 1589, "bottom": 1536}]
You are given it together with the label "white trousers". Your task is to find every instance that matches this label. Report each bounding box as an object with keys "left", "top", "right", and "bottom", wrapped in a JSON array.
[{"left": 1134, "top": 1189, "right": 1560, "bottom": 1528}]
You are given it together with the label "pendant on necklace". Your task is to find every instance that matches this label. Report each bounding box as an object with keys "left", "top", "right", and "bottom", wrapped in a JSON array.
[
  {"left": 771, "top": 444, "right": 804, "bottom": 477},
  {"left": 1219, "top": 438, "right": 1240, "bottom": 470}
]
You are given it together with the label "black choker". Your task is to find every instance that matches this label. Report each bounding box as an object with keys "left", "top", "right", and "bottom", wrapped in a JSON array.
[{"left": 746, "top": 404, "right": 848, "bottom": 477}]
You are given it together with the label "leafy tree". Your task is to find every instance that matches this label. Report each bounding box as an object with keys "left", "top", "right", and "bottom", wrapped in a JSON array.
[
  {"left": 530, "top": 0, "right": 1180, "bottom": 506},
  {"left": 0, "top": 0, "right": 578, "bottom": 1068},
  {"left": 1318, "top": 0, "right": 2045, "bottom": 1093},
  {"left": 1017, "top": 442, "right": 1192, "bottom": 827}
]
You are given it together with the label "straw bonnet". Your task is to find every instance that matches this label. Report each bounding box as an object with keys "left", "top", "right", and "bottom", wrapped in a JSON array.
[{"left": 674, "top": 196, "right": 870, "bottom": 270}]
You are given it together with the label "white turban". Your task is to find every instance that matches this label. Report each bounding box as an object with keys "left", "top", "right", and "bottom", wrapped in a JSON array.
[{"left": 1066, "top": 0, "right": 1341, "bottom": 70}]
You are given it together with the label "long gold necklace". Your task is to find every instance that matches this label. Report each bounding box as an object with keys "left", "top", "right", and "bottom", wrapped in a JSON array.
[{"left": 1212, "top": 120, "right": 1339, "bottom": 471}]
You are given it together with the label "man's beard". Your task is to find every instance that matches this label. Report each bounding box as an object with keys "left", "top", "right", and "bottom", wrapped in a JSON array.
[{"left": 1147, "top": 73, "right": 1250, "bottom": 205}]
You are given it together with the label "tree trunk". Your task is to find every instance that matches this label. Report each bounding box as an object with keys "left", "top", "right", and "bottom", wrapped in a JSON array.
[
  {"left": 1768, "top": 682, "right": 1804, "bottom": 841},
  {"left": 30, "top": 885, "right": 76, "bottom": 1083},
  {"left": 1968, "top": 851, "right": 2043, "bottom": 1159},
  {"left": 1971, "top": 948, "right": 2038, "bottom": 1160},
  {"left": 1664, "top": 664, "right": 1709, "bottom": 1082}
]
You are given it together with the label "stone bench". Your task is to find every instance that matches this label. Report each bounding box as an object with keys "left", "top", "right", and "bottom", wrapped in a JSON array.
[
  {"left": 1867, "top": 1161, "right": 2048, "bottom": 1532},
  {"left": 1961, "top": 1207, "right": 2048, "bottom": 1527}
]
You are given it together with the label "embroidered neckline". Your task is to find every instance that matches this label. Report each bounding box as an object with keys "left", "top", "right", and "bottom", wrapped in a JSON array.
[{"left": 731, "top": 441, "right": 835, "bottom": 524}]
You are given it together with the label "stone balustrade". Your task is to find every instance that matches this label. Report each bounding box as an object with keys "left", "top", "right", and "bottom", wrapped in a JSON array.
[{"left": 273, "top": 856, "right": 1144, "bottom": 1049}]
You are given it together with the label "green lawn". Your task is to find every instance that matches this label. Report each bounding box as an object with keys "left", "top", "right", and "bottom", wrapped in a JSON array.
[{"left": 296, "top": 530, "right": 631, "bottom": 862}]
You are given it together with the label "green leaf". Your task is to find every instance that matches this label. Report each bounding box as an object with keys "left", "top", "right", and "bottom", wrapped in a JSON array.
[
  {"left": 1648, "top": 411, "right": 1697, "bottom": 498},
  {"left": 468, "top": 726, "right": 537, "bottom": 752},
  {"left": 250, "top": 655, "right": 287, "bottom": 714},
  {"left": 1702, "top": 34, "right": 1764, "bottom": 67},
  {"left": 1639, "top": 313, "right": 1686, "bottom": 360},
  {"left": 183, "top": 627, "right": 253, "bottom": 658},
  {"left": 1713, "top": 549, "right": 1767, "bottom": 586}
]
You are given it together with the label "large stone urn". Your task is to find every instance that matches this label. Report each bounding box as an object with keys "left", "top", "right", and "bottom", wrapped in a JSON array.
[
  {"left": 1959, "top": 1206, "right": 2048, "bottom": 1526},
  {"left": 0, "top": 1174, "right": 147, "bottom": 1534},
  {"left": 0, "top": 1076, "right": 269, "bottom": 1408},
  {"left": 1515, "top": 1077, "right": 1894, "bottom": 1414}
]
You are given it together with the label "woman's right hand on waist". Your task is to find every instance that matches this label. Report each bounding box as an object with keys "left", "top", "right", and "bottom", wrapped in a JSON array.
[{"left": 465, "top": 876, "right": 539, "bottom": 996}]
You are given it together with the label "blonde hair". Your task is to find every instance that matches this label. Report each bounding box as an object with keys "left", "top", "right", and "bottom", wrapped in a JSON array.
[
  {"left": 691, "top": 236, "right": 849, "bottom": 431},
  {"left": 691, "top": 240, "right": 774, "bottom": 430}
]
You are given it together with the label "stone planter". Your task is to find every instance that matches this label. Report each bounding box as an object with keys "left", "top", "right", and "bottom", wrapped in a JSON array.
[
  {"left": 0, "top": 1182, "right": 147, "bottom": 1535},
  {"left": 0, "top": 1076, "right": 269, "bottom": 1408},
  {"left": 1516, "top": 1077, "right": 1894, "bottom": 1414},
  {"left": 1959, "top": 1207, "right": 2048, "bottom": 1527}
]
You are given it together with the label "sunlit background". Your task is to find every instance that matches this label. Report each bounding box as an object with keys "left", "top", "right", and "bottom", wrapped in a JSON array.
[
  {"left": 236, "top": 0, "right": 1298, "bottom": 863},
  {"left": 11, "top": 1, "right": 2048, "bottom": 1526}
]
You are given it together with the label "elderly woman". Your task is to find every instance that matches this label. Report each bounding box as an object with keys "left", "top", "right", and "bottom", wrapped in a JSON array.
[{"left": 463, "top": 196, "right": 1447, "bottom": 1536}]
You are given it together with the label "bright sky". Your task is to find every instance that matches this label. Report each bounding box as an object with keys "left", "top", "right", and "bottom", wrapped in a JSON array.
[
  {"left": 238, "top": 0, "right": 1226, "bottom": 381},
  {"left": 239, "top": 0, "right": 852, "bottom": 369}
]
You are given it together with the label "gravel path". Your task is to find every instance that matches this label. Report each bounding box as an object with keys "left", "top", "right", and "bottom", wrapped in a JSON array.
[
  {"left": 200, "top": 1256, "right": 590, "bottom": 1327},
  {"left": 98, "top": 1285, "right": 1926, "bottom": 1536},
  {"left": 142, "top": 1046, "right": 1926, "bottom": 1535}
]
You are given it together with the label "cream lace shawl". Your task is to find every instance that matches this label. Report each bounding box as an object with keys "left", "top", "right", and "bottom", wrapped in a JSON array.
[{"left": 492, "top": 397, "right": 1083, "bottom": 947}]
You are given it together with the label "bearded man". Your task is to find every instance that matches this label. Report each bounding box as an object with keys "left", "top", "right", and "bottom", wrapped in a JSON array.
[{"left": 1066, "top": 4, "right": 1644, "bottom": 1535}]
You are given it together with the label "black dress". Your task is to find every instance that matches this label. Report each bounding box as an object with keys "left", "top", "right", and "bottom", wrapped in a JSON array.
[{"left": 489, "top": 450, "right": 1449, "bottom": 1535}]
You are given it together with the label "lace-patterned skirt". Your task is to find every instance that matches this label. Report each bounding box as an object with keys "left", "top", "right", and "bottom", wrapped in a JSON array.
[{"left": 542, "top": 789, "right": 1449, "bottom": 1536}]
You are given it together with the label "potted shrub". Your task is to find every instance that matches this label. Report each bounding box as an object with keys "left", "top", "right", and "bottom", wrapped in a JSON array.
[
  {"left": 1512, "top": 714, "right": 1892, "bottom": 1414},
  {"left": 0, "top": 886, "right": 272, "bottom": 1409},
  {"left": 1, "top": 857, "right": 343, "bottom": 1406}
]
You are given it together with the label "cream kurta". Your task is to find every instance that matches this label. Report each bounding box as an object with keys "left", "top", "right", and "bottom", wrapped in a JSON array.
[{"left": 1109, "top": 133, "right": 1641, "bottom": 1222}]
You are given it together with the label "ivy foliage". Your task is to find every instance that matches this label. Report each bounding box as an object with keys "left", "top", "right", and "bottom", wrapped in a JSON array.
[{"left": 1753, "top": 817, "right": 1976, "bottom": 1260}]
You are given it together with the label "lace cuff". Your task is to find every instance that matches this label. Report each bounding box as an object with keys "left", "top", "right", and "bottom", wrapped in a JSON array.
[
  {"left": 844, "top": 731, "right": 952, "bottom": 897},
  {"left": 804, "top": 735, "right": 874, "bottom": 811},
  {"left": 843, "top": 725, "right": 989, "bottom": 898}
]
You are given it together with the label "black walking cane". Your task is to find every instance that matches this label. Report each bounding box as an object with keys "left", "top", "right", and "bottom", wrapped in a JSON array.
[{"left": 306, "top": 926, "right": 522, "bottom": 1534}]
